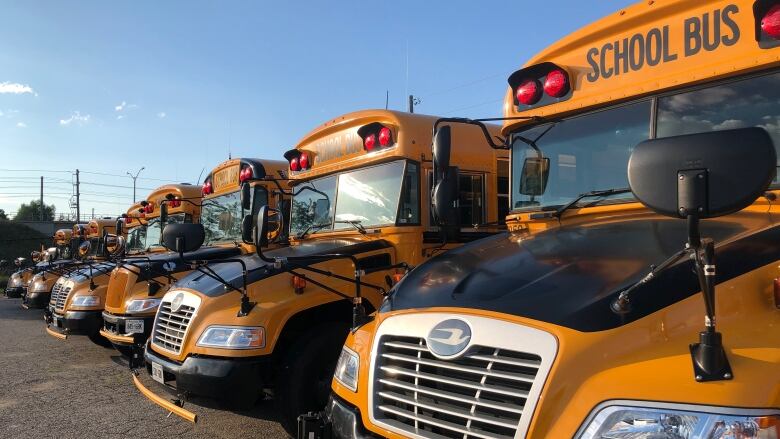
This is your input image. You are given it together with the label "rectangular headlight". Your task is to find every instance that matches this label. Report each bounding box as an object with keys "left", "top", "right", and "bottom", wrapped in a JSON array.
[
  {"left": 578, "top": 403, "right": 780, "bottom": 439},
  {"left": 71, "top": 295, "right": 100, "bottom": 307},
  {"left": 333, "top": 346, "right": 359, "bottom": 392},
  {"left": 125, "top": 298, "right": 161, "bottom": 313},
  {"left": 196, "top": 326, "right": 264, "bottom": 349}
]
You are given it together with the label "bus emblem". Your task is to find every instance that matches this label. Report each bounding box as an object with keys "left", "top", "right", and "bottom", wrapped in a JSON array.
[
  {"left": 426, "top": 319, "right": 472, "bottom": 357},
  {"left": 170, "top": 292, "right": 185, "bottom": 313}
]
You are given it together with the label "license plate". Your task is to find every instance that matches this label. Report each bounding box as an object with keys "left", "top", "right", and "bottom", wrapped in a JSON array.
[
  {"left": 52, "top": 316, "right": 61, "bottom": 328},
  {"left": 151, "top": 362, "right": 165, "bottom": 384},
  {"left": 125, "top": 319, "right": 144, "bottom": 334}
]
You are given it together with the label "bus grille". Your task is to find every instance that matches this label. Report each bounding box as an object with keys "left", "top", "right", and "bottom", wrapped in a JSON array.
[
  {"left": 51, "top": 283, "right": 72, "bottom": 312},
  {"left": 151, "top": 301, "right": 195, "bottom": 354},
  {"left": 373, "top": 335, "right": 542, "bottom": 439}
]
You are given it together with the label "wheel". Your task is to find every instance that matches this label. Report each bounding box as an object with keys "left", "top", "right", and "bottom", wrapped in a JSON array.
[
  {"left": 88, "top": 331, "right": 112, "bottom": 348},
  {"left": 277, "top": 324, "right": 349, "bottom": 434}
]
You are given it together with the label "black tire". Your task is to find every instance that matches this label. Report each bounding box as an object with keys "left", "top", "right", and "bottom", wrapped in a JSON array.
[
  {"left": 88, "top": 331, "right": 112, "bottom": 348},
  {"left": 277, "top": 324, "right": 350, "bottom": 434}
]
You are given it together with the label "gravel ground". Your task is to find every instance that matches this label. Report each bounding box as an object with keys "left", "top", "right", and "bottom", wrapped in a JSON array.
[{"left": 0, "top": 297, "right": 289, "bottom": 439}]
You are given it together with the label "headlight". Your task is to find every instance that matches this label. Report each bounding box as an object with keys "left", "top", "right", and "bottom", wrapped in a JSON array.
[
  {"left": 71, "top": 295, "right": 100, "bottom": 307},
  {"left": 125, "top": 298, "right": 161, "bottom": 313},
  {"left": 31, "top": 281, "right": 47, "bottom": 292},
  {"left": 333, "top": 346, "right": 359, "bottom": 392},
  {"left": 9, "top": 277, "right": 20, "bottom": 287},
  {"left": 196, "top": 326, "right": 264, "bottom": 349},
  {"left": 578, "top": 403, "right": 780, "bottom": 439}
]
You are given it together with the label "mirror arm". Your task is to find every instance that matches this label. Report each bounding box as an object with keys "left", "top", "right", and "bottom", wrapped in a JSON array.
[{"left": 187, "top": 259, "right": 252, "bottom": 316}]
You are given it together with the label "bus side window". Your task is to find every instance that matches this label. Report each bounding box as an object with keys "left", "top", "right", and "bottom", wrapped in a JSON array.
[
  {"left": 459, "top": 173, "right": 484, "bottom": 227},
  {"left": 497, "top": 160, "right": 509, "bottom": 223},
  {"left": 656, "top": 71, "right": 780, "bottom": 184},
  {"left": 398, "top": 162, "right": 420, "bottom": 224}
]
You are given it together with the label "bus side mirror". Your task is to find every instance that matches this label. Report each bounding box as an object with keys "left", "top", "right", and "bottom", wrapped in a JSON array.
[
  {"left": 115, "top": 218, "right": 124, "bottom": 236},
  {"left": 519, "top": 157, "right": 550, "bottom": 196},
  {"left": 162, "top": 223, "right": 205, "bottom": 255},
  {"left": 432, "top": 125, "right": 452, "bottom": 183},
  {"left": 254, "top": 206, "right": 284, "bottom": 252},
  {"left": 628, "top": 127, "right": 776, "bottom": 219},
  {"left": 78, "top": 241, "right": 91, "bottom": 259},
  {"left": 105, "top": 235, "right": 125, "bottom": 258},
  {"left": 241, "top": 214, "right": 253, "bottom": 244},
  {"left": 160, "top": 203, "right": 168, "bottom": 227},
  {"left": 240, "top": 182, "right": 252, "bottom": 211}
]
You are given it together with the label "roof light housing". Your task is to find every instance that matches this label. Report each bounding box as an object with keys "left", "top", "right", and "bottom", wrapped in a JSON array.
[
  {"left": 508, "top": 62, "right": 572, "bottom": 110},
  {"left": 357, "top": 123, "right": 395, "bottom": 152},
  {"left": 755, "top": 0, "right": 780, "bottom": 48}
]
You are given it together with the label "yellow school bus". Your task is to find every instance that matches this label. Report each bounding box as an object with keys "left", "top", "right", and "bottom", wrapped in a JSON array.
[
  {"left": 321, "top": 2, "right": 780, "bottom": 438},
  {"left": 5, "top": 256, "right": 35, "bottom": 298},
  {"left": 23, "top": 229, "right": 76, "bottom": 309},
  {"left": 99, "top": 184, "right": 202, "bottom": 355},
  {"left": 44, "top": 218, "right": 124, "bottom": 344},
  {"left": 101, "top": 161, "right": 286, "bottom": 360},
  {"left": 136, "top": 110, "right": 508, "bottom": 428}
]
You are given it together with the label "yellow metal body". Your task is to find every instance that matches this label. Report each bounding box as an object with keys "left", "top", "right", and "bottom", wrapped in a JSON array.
[
  {"left": 146, "top": 110, "right": 507, "bottom": 364},
  {"left": 335, "top": 1, "right": 780, "bottom": 438}
]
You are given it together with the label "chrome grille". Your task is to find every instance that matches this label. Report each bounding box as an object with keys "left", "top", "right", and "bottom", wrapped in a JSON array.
[
  {"left": 374, "top": 335, "right": 542, "bottom": 439},
  {"left": 50, "top": 283, "right": 72, "bottom": 311},
  {"left": 151, "top": 301, "right": 195, "bottom": 354}
]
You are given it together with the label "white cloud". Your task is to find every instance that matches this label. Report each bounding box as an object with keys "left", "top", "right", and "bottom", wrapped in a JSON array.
[
  {"left": 0, "top": 82, "right": 35, "bottom": 95},
  {"left": 16, "top": 122, "right": 26, "bottom": 128},
  {"left": 115, "top": 101, "right": 138, "bottom": 112},
  {"left": 157, "top": 111, "right": 166, "bottom": 119},
  {"left": 59, "top": 111, "right": 91, "bottom": 126},
  {"left": 116, "top": 115, "right": 125, "bottom": 120}
]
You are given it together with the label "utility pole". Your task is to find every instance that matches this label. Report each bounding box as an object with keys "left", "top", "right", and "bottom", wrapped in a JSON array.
[
  {"left": 408, "top": 95, "right": 414, "bottom": 113},
  {"left": 126, "top": 167, "right": 145, "bottom": 203},
  {"left": 40, "top": 176, "right": 43, "bottom": 221},
  {"left": 76, "top": 169, "right": 80, "bottom": 223}
]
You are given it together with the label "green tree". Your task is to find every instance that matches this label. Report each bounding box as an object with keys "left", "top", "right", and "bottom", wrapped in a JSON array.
[
  {"left": 14, "top": 200, "right": 56, "bottom": 221},
  {"left": 0, "top": 209, "right": 7, "bottom": 220}
]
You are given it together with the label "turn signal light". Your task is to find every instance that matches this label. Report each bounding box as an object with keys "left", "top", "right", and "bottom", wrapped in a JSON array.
[
  {"left": 762, "top": 4, "right": 780, "bottom": 39},
  {"left": 202, "top": 180, "right": 213, "bottom": 195},
  {"left": 543, "top": 69, "right": 569, "bottom": 97},
  {"left": 239, "top": 166, "right": 253, "bottom": 182},
  {"left": 378, "top": 127, "right": 392, "bottom": 146},
  {"left": 299, "top": 152, "right": 310, "bottom": 170},
  {"left": 364, "top": 133, "right": 376, "bottom": 151},
  {"left": 292, "top": 275, "right": 307, "bottom": 294},
  {"left": 516, "top": 79, "right": 542, "bottom": 105},
  {"left": 290, "top": 157, "right": 300, "bottom": 172}
]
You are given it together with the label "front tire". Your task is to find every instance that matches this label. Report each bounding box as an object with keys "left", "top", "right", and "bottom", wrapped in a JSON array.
[{"left": 277, "top": 324, "right": 349, "bottom": 434}]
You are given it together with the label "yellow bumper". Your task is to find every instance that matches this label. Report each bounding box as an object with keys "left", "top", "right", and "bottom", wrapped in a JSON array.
[
  {"left": 46, "top": 326, "right": 67, "bottom": 340},
  {"left": 99, "top": 328, "right": 134, "bottom": 345},
  {"left": 132, "top": 373, "right": 198, "bottom": 423}
]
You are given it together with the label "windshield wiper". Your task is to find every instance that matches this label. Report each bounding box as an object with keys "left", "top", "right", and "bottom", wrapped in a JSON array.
[
  {"left": 296, "top": 222, "right": 333, "bottom": 239},
  {"left": 553, "top": 188, "right": 632, "bottom": 218},
  {"left": 335, "top": 220, "right": 366, "bottom": 235}
]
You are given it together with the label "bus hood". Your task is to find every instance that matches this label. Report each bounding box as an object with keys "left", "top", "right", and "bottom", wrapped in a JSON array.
[
  {"left": 381, "top": 213, "right": 778, "bottom": 332},
  {"left": 119, "top": 246, "right": 243, "bottom": 281},
  {"left": 176, "top": 238, "right": 392, "bottom": 298}
]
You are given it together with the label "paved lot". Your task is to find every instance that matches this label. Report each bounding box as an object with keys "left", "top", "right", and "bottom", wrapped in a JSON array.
[{"left": 0, "top": 297, "right": 289, "bottom": 439}]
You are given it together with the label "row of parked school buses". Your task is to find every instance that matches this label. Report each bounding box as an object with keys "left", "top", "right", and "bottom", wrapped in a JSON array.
[{"left": 5, "top": 1, "right": 780, "bottom": 437}]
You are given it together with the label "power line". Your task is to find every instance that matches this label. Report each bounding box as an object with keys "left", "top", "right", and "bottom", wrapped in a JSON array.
[
  {"left": 440, "top": 97, "right": 504, "bottom": 116},
  {"left": 0, "top": 168, "right": 71, "bottom": 174},
  {"left": 419, "top": 70, "right": 513, "bottom": 99},
  {"left": 79, "top": 170, "right": 171, "bottom": 182},
  {"left": 80, "top": 180, "right": 156, "bottom": 191}
]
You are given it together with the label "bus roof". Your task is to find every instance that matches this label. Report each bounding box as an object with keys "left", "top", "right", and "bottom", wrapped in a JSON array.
[
  {"left": 289, "top": 109, "right": 504, "bottom": 178},
  {"left": 86, "top": 218, "right": 118, "bottom": 238},
  {"left": 503, "top": 0, "right": 780, "bottom": 134},
  {"left": 145, "top": 183, "right": 202, "bottom": 218},
  {"left": 203, "top": 157, "right": 288, "bottom": 198}
]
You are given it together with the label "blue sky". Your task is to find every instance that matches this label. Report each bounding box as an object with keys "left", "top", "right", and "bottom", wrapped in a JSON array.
[{"left": 0, "top": 0, "right": 631, "bottom": 219}]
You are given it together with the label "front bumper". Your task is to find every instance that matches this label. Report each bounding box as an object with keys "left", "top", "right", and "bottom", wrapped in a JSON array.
[
  {"left": 5, "top": 286, "right": 23, "bottom": 298},
  {"left": 298, "top": 394, "right": 375, "bottom": 439},
  {"left": 46, "top": 309, "right": 103, "bottom": 337},
  {"left": 23, "top": 291, "right": 50, "bottom": 309},
  {"left": 101, "top": 312, "right": 154, "bottom": 346},
  {"left": 143, "top": 344, "right": 267, "bottom": 402}
]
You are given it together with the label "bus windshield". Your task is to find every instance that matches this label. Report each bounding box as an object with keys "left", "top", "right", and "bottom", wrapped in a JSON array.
[
  {"left": 202, "top": 191, "right": 243, "bottom": 245},
  {"left": 290, "top": 160, "right": 410, "bottom": 236},
  {"left": 127, "top": 213, "right": 187, "bottom": 253},
  {"left": 511, "top": 101, "right": 650, "bottom": 211}
]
